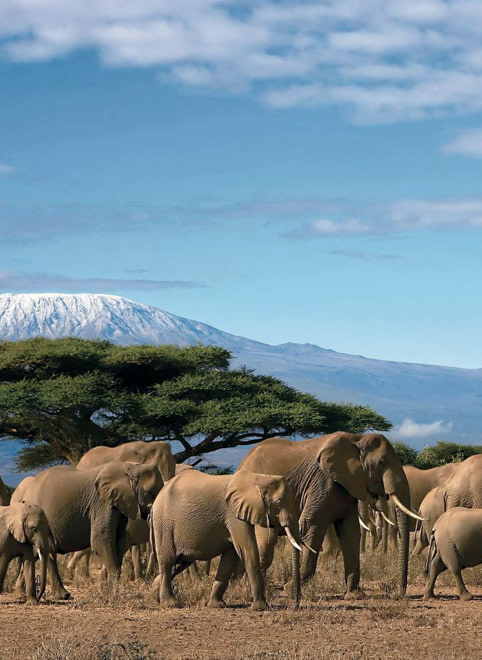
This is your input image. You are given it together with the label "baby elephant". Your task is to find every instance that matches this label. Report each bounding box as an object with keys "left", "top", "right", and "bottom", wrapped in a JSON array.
[
  {"left": 0, "top": 502, "right": 50, "bottom": 604},
  {"left": 424, "top": 507, "right": 482, "bottom": 601},
  {"left": 150, "top": 469, "right": 303, "bottom": 610}
]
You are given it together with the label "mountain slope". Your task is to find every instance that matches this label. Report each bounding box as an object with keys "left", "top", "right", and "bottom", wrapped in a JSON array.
[{"left": 0, "top": 292, "right": 481, "bottom": 452}]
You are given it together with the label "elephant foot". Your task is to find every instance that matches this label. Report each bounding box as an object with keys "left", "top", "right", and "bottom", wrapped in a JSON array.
[
  {"left": 50, "top": 589, "right": 71, "bottom": 601},
  {"left": 160, "top": 596, "right": 180, "bottom": 609},
  {"left": 344, "top": 588, "right": 366, "bottom": 601},
  {"left": 207, "top": 598, "right": 226, "bottom": 609},
  {"left": 423, "top": 591, "right": 435, "bottom": 601},
  {"left": 25, "top": 597, "right": 38, "bottom": 606},
  {"left": 459, "top": 591, "right": 473, "bottom": 602},
  {"left": 251, "top": 599, "right": 267, "bottom": 611}
]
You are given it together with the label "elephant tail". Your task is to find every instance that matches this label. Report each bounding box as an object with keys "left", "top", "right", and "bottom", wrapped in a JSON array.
[
  {"left": 148, "top": 511, "right": 157, "bottom": 563},
  {"left": 425, "top": 531, "right": 437, "bottom": 577}
]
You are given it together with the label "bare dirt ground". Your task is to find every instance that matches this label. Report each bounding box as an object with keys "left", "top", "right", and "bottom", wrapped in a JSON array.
[{"left": 0, "top": 550, "right": 481, "bottom": 660}]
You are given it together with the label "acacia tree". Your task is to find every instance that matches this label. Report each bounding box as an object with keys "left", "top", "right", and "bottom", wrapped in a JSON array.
[{"left": 0, "top": 338, "right": 392, "bottom": 471}]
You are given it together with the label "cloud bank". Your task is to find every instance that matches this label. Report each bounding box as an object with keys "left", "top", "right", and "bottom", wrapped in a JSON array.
[
  {"left": 0, "top": 270, "right": 206, "bottom": 292},
  {"left": 4, "top": 1, "right": 482, "bottom": 122}
]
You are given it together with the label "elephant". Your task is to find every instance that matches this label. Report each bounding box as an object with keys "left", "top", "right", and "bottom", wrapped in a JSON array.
[
  {"left": 19, "top": 461, "right": 163, "bottom": 600},
  {"left": 412, "top": 486, "right": 445, "bottom": 556},
  {"left": 424, "top": 507, "right": 482, "bottom": 601},
  {"left": 386, "top": 463, "right": 460, "bottom": 551},
  {"left": 0, "top": 476, "right": 9, "bottom": 506},
  {"left": 238, "top": 432, "right": 423, "bottom": 599},
  {"left": 67, "top": 462, "right": 193, "bottom": 580},
  {"left": 0, "top": 502, "right": 50, "bottom": 604},
  {"left": 11, "top": 476, "right": 35, "bottom": 505},
  {"left": 150, "top": 468, "right": 303, "bottom": 611},
  {"left": 77, "top": 440, "right": 176, "bottom": 483},
  {"left": 443, "top": 454, "right": 482, "bottom": 510}
]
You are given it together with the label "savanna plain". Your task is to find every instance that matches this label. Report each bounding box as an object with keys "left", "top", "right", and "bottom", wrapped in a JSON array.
[{"left": 0, "top": 543, "right": 480, "bottom": 660}]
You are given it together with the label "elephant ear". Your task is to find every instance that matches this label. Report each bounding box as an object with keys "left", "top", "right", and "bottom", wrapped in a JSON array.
[
  {"left": 5, "top": 504, "right": 27, "bottom": 544},
  {"left": 95, "top": 462, "right": 140, "bottom": 519},
  {"left": 225, "top": 471, "right": 274, "bottom": 527},
  {"left": 317, "top": 435, "right": 368, "bottom": 501}
]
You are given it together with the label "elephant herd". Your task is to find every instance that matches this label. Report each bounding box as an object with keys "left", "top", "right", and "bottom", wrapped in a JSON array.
[{"left": 0, "top": 433, "right": 481, "bottom": 609}]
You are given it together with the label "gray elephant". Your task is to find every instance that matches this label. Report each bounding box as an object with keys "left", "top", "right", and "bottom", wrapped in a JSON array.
[
  {"left": 239, "top": 432, "right": 423, "bottom": 599},
  {"left": 386, "top": 462, "right": 460, "bottom": 551},
  {"left": 77, "top": 440, "right": 176, "bottom": 483},
  {"left": 19, "top": 461, "right": 163, "bottom": 599},
  {"left": 412, "top": 486, "right": 445, "bottom": 556},
  {"left": 0, "top": 502, "right": 50, "bottom": 604},
  {"left": 424, "top": 507, "right": 482, "bottom": 601},
  {"left": 444, "top": 454, "right": 482, "bottom": 509},
  {"left": 150, "top": 468, "right": 303, "bottom": 611}
]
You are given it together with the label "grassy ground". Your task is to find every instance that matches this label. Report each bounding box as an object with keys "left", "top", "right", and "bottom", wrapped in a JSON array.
[{"left": 0, "top": 542, "right": 481, "bottom": 660}]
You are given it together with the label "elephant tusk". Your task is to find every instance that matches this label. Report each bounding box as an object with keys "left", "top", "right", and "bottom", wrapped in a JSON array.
[
  {"left": 302, "top": 541, "right": 318, "bottom": 555},
  {"left": 284, "top": 527, "right": 303, "bottom": 552},
  {"left": 358, "top": 516, "right": 372, "bottom": 534},
  {"left": 391, "top": 494, "right": 427, "bottom": 522},
  {"left": 37, "top": 549, "right": 43, "bottom": 562},
  {"left": 381, "top": 511, "right": 396, "bottom": 527}
]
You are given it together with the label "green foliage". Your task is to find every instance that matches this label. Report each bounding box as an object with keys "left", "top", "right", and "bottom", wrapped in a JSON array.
[
  {"left": 0, "top": 337, "right": 391, "bottom": 471},
  {"left": 392, "top": 440, "right": 482, "bottom": 468},
  {"left": 392, "top": 442, "right": 420, "bottom": 466},
  {"left": 415, "top": 441, "right": 482, "bottom": 469}
]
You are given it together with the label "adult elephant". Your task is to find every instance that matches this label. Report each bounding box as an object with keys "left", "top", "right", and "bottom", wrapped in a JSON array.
[
  {"left": 444, "top": 454, "right": 482, "bottom": 509},
  {"left": 20, "top": 461, "right": 163, "bottom": 599},
  {"left": 239, "top": 432, "right": 422, "bottom": 598},
  {"left": 77, "top": 440, "right": 176, "bottom": 483},
  {"left": 0, "top": 502, "right": 50, "bottom": 604},
  {"left": 150, "top": 468, "right": 303, "bottom": 610},
  {"left": 386, "top": 463, "right": 460, "bottom": 550}
]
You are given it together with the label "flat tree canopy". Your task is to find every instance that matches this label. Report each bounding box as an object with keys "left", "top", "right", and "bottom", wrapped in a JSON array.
[{"left": 0, "top": 338, "right": 391, "bottom": 471}]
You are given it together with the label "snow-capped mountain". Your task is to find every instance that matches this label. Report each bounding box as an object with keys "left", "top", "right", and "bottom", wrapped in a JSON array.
[{"left": 1, "top": 293, "right": 481, "bottom": 453}]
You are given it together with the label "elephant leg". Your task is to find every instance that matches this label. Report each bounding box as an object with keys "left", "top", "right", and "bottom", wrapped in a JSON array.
[
  {"left": 157, "top": 556, "right": 179, "bottom": 608},
  {"left": 146, "top": 546, "right": 157, "bottom": 577},
  {"left": 131, "top": 545, "right": 142, "bottom": 581},
  {"left": 48, "top": 554, "right": 71, "bottom": 600},
  {"left": 92, "top": 518, "right": 126, "bottom": 583},
  {"left": 67, "top": 549, "right": 91, "bottom": 577},
  {"left": 0, "top": 554, "right": 10, "bottom": 595},
  {"left": 334, "top": 510, "right": 365, "bottom": 600},
  {"left": 423, "top": 552, "right": 446, "bottom": 600},
  {"left": 255, "top": 525, "right": 279, "bottom": 572},
  {"left": 360, "top": 527, "right": 367, "bottom": 554},
  {"left": 13, "top": 560, "right": 26, "bottom": 600},
  {"left": 208, "top": 546, "right": 239, "bottom": 608},
  {"left": 452, "top": 568, "right": 472, "bottom": 601},
  {"left": 23, "top": 556, "right": 37, "bottom": 605},
  {"left": 231, "top": 527, "right": 266, "bottom": 611}
]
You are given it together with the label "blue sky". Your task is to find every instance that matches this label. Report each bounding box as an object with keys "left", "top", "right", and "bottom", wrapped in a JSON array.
[{"left": 2, "top": 1, "right": 482, "bottom": 369}]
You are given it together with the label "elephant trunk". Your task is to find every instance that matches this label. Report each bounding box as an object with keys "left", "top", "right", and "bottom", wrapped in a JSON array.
[
  {"left": 290, "top": 544, "right": 301, "bottom": 608},
  {"left": 36, "top": 541, "right": 49, "bottom": 602},
  {"left": 383, "top": 470, "right": 411, "bottom": 597}
]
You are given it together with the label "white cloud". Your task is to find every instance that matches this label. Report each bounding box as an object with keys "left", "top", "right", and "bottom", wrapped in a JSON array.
[
  {"left": 0, "top": 163, "right": 14, "bottom": 175},
  {"left": 4, "top": 2, "right": 482, "bottom": 121},
  {"left": 442, "top": 128, "right": 482, "bottom": 157},
  {"left": 283, "top": 196, "right": 482, "bottom": 238},
  {"left": 394, "top": 418, "right": 453, "bottom": 440}
]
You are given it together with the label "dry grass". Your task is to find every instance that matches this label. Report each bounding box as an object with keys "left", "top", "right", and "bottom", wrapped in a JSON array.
[{"left": 2, "top": 539, "right": 481, "bottom": 660}]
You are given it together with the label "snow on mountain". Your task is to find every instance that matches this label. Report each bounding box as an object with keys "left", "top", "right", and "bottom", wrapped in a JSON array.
[{"left": 1, "top": 292, "right": 481, "bottom": 452}]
